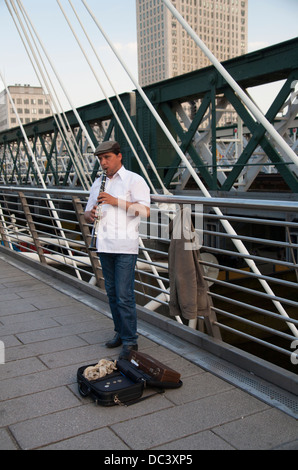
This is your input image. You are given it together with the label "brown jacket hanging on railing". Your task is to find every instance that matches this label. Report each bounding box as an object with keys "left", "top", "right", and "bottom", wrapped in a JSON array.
[{"left": 168, "top": 206, "right": 212, "bottom": 320}]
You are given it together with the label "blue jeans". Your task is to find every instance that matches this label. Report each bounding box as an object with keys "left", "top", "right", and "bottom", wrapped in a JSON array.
[{"left": 98, "top": 253, "right": 138, "bottom": 346}]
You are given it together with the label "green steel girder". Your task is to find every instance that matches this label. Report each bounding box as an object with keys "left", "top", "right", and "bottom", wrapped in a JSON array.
[
  {"left": 0, "top": 38, "right": 297, "bottom": 191},
  {"left": 0, "top": 141, "right": 6, "bottom": 181},
  {"left": 23, "top": 138, "right": 39, "bottom": 185},
  {"left": 10, "top": 140, "right": 22, "bottom": 184},
  {"left": 221, "top": 74, "right": 298, "bottom": 192},
  {"left": 160, "top": 93, "right": 213, "bottom": 187},
  {"left": 39, "top": 132, "right": 59, "bottom": 186},
  {"left": 133, "top": 38, "right": 298, "bottom": 192},
  {"left": 144, "top": 38, "right": 298, "bottom": 104},
  {"left": 63, "top": 154, "right": 75, "bottom": 187},
  {"left": 90, "top": 117, "right": 116, "bottom": 181}
]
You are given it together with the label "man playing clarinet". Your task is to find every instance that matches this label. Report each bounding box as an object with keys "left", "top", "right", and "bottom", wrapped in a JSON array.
[{"left": 84, "top": 141, "right": 150, "bottom": 360}]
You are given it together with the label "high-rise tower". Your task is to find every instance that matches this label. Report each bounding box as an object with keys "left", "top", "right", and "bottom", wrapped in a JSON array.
[{"left": 136, "top": 0, "right": 248, "bottom": 87}]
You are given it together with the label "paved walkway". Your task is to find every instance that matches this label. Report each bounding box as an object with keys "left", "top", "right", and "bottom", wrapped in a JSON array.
[{"left": 0, "top": 253, "right": 297, "bottom": 451}]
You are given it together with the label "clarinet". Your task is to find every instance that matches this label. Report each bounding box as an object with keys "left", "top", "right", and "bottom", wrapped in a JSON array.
[{"left": 88, "top": 172, "right": 107, "bottom": 251}]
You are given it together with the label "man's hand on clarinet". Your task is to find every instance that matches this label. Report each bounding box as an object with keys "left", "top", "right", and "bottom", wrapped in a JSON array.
[{"left": 97, "top": 192, "right": 118, "bottom": 207}]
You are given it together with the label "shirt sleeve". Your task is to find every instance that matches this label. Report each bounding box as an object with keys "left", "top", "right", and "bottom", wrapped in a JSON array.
[
  {"left": 131, "top": 176, "right": 151, "bottom": 207},
  {"left": 85, "top": 179, "right": 100, "bottom": 212}
]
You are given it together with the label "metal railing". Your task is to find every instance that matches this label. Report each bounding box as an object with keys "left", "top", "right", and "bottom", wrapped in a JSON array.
[{"left": 0, "top": 185, "right": 297, "bottom": 377}]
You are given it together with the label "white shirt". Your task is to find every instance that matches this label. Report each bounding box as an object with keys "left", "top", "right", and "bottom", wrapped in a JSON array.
[{"left": 86, "top": 166, "right": 150, "bottom": 254}]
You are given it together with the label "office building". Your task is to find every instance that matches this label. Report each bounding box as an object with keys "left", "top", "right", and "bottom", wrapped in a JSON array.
[
  {"left": 136, "top": 0, "right": 248, "bottom": 87},
  {"left": 0, "top": 84, "right": 52, "bottom": 132}
]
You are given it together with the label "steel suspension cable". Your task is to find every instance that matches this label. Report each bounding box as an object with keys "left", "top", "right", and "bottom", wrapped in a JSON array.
[
  {"left": 13, "top": 0, "right": 97, "bottom": 171},
  {"left": 15, "top": 0, "right": 92, "bottom": 190},
  {"left": 163, "top": 0, "right": 298, "bottom": 169},
  {"left": 67, "top": 0, "right": 170, "bottom": 195},
  {"left": 0, "top": 71, "right": 83, "bottom": 280},
  {"left": 81, "top": 0, "right": 298, "bottom": 337},
  {"left": 55, "top": 1, "right": 176, "bottom": 316},
  {"left": 56, "top": 0, "right": 157, "bottom": 194},
  {"left": 7, "top": 0, "right": 91, "bottom": 191}
]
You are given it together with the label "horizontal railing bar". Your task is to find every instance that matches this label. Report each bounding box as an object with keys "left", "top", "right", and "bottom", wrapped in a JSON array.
[
  {"left": 17, "top": 202, "right": 77, "bottom": 217},
  {"left": 1, "top": 186, "right": 298, "bottom": 380},
  {"left": 0, "top": 187, "right": 88, "bottom": 197},
  {"left": 7, "top": 231, "right": 88, "bottom": 253},
  {"left": 134, "top": 278, "right": 169, "bottom": 295},
  {"left": 1, "top": 187, "right": 298, "bottom": 212},
  {"left": 14, "top": 244, "right": 37, "bottom": 254},
  {"left": 135, "top": 268, "right": 169, "bottom": 283},
  {"left": 151, "top": 194, "right": 298, "bottom": 212},
  {"left": 22, "top": 221, "right": 82, "bottom": 238},
  {"left": 213, "top": 322, "right": 293, "bottom": 358},
  {"left": 209, "top": 277, "right": 298, "bottom": 308},
  {"left": 213, "top": 307, "right": 296, "bottom": 341},
  {"left": 134, "top": 257, "right": 171, "bottom": 271},
  {"left": 204, "top": 212, "right": 298, "bottom": 229},
  {"left": 202, "top": 229, "right": 298, "bottom": 249},
  {"left": 204, "top": 246, "right": 298, "bottom": 270},
  {"left": 202, "top": 262, "right": 298, "bottom": 289},
  {"left": 210, "top": 292, "right": 298, "bottom": 326},
  {"left": 139, "top": 244, "right": 168, "bottom": 254},
  {"left": 134, "top": 289, "right": 169, "bottom": 306},
  {"left": 0, "top": 207, "right": 81, "bottom": 231},
  {"left": 41, "top": 253, "right": 91, "bottom": 271}
]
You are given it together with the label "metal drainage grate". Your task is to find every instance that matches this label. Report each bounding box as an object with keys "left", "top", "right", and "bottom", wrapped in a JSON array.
[
  {"left": 196, "top": 354, "right": 298, "bottom": 419},
  {"left": 137, "top": 320, "right": 298, "bottom": 419}
]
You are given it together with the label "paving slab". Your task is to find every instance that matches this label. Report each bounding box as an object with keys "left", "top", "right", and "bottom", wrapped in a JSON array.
[{"left": 0, "top": 253, "right": 297, "bottom": 452}]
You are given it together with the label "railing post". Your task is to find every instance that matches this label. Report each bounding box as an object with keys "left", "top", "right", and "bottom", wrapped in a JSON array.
[
  {"left": 204, "top": 312, "right": 222, "bottom": 340},
  {"left": 72, "top": 196, "right": 104, "bottom": 289},
  {"left": 0, "top": 204, "right": 11, "bottom": 248},
  {"left": 18, "top": 191, "right": 47, "bottom": 264}
]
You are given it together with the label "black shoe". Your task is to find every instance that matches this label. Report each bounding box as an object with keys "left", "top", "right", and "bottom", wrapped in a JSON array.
[
  {"left": 118, "top": 344, "right": 138, "bottom": 360},
  {"left": 105, "top": 333, "right": 122, "bottom": 349}
]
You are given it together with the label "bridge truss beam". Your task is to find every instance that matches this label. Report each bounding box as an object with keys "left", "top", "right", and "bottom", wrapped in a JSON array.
[{"left": 0, "top": 38, "right": 297, "bottom": 193}]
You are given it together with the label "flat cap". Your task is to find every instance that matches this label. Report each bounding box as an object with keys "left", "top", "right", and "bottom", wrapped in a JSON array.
[{"left": 94, "top": 141, "right": 120, "bottom": 156}]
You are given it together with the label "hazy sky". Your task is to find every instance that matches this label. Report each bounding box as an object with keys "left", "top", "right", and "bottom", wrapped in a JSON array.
[{"left": 0, "top": 0, "right": 297, "bottom": 112}]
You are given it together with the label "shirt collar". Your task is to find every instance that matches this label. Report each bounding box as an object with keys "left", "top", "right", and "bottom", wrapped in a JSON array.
[{"left": 113, "top": 165, "right": 126, "bottom": 180}]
